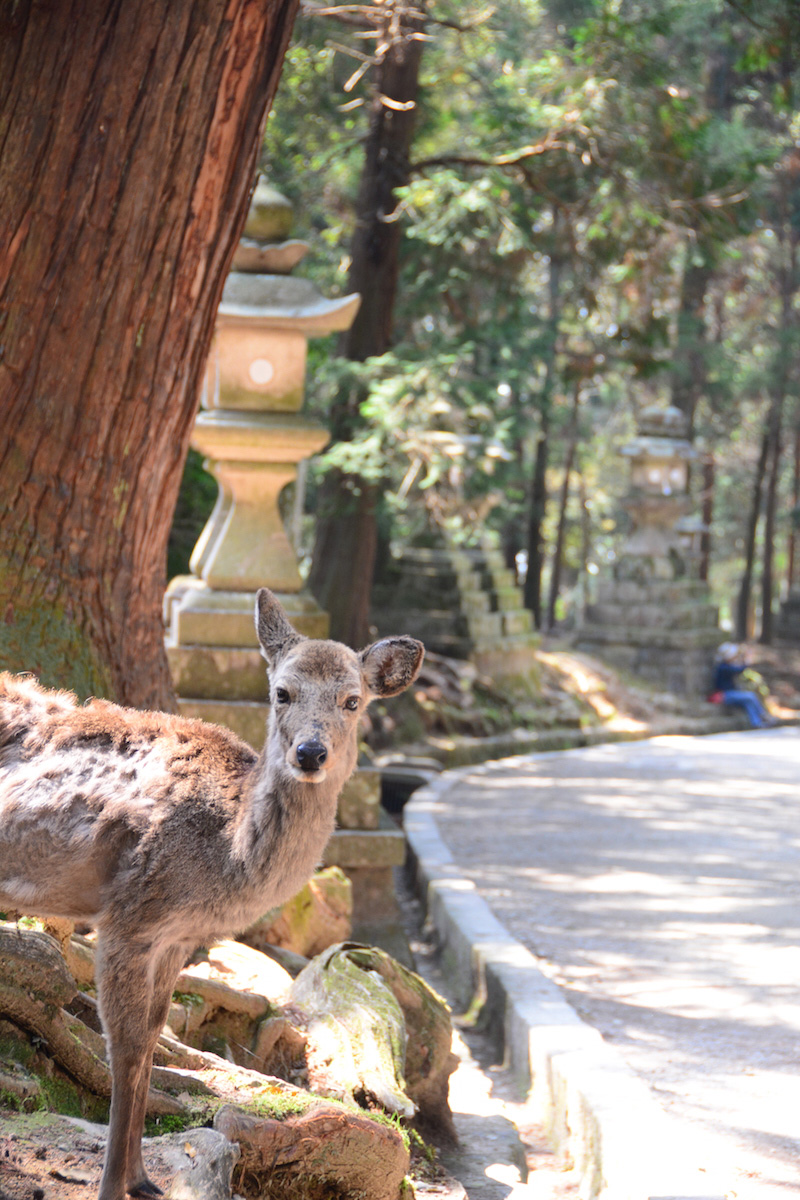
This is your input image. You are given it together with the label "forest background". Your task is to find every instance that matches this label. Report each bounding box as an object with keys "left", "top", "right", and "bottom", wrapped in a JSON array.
[{"left": 172, "top": 0, "right": 800, "bottom": 653}]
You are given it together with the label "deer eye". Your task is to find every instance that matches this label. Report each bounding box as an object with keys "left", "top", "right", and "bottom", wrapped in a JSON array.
[
  {"left": 275, "top": 687, "right": 291, "bottom": 705},
  {"left": 344, "top": 696, "right": 360, "bottom": 711}
]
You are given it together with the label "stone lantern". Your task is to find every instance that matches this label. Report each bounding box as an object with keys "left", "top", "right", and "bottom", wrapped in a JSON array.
[
  {"left": 165, "top": 183, "right": 360, "bottom": 743},
  {"left": 616, "top": 404, "right": 700, "bottom": 582},
  {"left": 165, "top": 188, "right": 412, "bottom": 959},
  {"left": 577, "top": 404, "right": 720, "bottom": 696}
]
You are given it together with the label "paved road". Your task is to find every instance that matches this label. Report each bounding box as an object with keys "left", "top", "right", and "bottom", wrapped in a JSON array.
[{"left": 430, "top": 729, "right": 800, "bottom": 1200}]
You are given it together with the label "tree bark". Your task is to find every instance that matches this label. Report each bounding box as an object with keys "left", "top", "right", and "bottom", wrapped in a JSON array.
[
  {"left": 0, "top": 0, "right": 299, "bottom": 708},
  {"left": 670, "top": 251, "right": 712, "bottom": 434},
  {"left": 308, "top": 15, "right": 424, "bottom": 646},
  {"left": 523, "top": 417, "right": 550, "bottom": 627},
  {"left": 523, "top": 219, "right": 563, "bottom": 626},
  {"left": 787, "top": 427, "right": 800, "bottom": 593},
  {"left": 545, "top": 383, "right": 580, "bottom": 631},
  {"left": 759, "top": 399, "right": 784, "bottom": 644},
  {"left": 699, "top": 454, "right": 714, "bottom": 583},
  {"left": 735, "top": 426, "right": 769, "bottom": 642}
]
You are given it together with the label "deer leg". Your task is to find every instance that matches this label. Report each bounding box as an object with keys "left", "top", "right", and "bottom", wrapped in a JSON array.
[
  {"left": 124, "top": 944, "right": 189, "bottom": 1198},
  {"left": 96, "top": 937, "right": 157, "bottom": 1200}
]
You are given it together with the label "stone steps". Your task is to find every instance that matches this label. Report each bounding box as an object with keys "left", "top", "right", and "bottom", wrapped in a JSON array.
[
  {"left": 371, "top": 545, "right": 538, "bottom": 677},
  {"left": 586, "top": 601, "right": 720, "bottom": 630}
]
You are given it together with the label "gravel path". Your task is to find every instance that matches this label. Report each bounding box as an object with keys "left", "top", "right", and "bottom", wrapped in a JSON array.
[{"left": 430, "top": 728, "right": 800, "bottom": 1200}]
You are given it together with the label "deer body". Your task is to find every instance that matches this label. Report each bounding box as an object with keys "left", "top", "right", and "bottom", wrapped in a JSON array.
[{"left": 0, "top": 589, "right": 423, "bottom": 1200}]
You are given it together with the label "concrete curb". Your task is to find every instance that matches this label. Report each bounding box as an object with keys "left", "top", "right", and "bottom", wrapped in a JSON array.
[{"left": 405, "top": 754, "right": 728, "bottom": 1200}]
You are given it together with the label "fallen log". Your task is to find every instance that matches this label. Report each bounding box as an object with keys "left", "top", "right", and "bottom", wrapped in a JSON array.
[
  {"left": 289, "top": 941, "right": 458, "bottom": 1138},
  {"left": 215, "top": 1100, "right": 410, "bottom": 1200}
]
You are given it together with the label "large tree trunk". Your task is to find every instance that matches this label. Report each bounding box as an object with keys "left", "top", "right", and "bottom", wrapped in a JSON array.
[
  {"left": 759, "top": 189, "right": 797, "bottom": 644},
  {"left": 523, "top": 221, "right": 563, "bottom": 626},
  {"left": 760, "top": 399, "right": 784, "bottom": 644},
  {"left": 0, "top": 0, "right": 299, "bottom": 709},
  {"left": 523, "top": 417, "right": 550, "bottom": 627},
  {"left": 545, "top": 383, "right": 580, "bottom": 631},
  {"left": 787, "top": 427, "right": 800, "bottom": 593},
  {"left": 308, "top": 16, "right": 424, "bottom": 646},
  {"left": 699, "top": 453, "right": 714, "bottom": 583},
  {"left": 735, "top": 427, "right": 769, "bottom": 642},
  {"left": 670, "top": 250, "right": 712, "bottom": 434}
]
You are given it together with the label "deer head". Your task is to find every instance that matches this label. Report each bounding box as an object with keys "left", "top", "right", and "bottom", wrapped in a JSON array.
[{"left": 255, "top": 588, "right": 424, "bottom": 784}]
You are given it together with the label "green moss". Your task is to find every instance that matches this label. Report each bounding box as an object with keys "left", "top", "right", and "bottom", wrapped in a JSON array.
[
  {"left": 0, "top": 572, "right": 113, "bottom": 700},
  {"left": 172, "top": 990, "right": 205, "bottom": 1009},
  {"left": 37, "top": 1074, "right": 85, "bottom": 1118},
  {"left": 0, "top": 1087, "right": 27, "bottom": 1112},
  {"left": 408, "top": 1128, "right": 436, "bottom": 1162},
  {"left": 247, "top": 1082, "right": 314, "bottom": 1121},
  {"left": 144, "top": 1111, "right": 195, "bottom": 1137},
  {"left": 0, "top": 1028, "right": 36, "bottom": 1067}
]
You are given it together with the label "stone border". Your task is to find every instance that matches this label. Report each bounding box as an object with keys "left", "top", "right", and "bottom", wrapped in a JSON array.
[{"left": 405, "top": 758, "right": 728, "bottom": 1200}]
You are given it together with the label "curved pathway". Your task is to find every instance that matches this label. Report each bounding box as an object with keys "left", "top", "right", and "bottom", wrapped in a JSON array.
[{"left": 422, "top": 728, "right": 800, "bottom": 1200}]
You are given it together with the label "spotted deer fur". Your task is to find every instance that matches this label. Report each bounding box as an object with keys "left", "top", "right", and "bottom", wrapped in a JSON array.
[{"left": 0, "top": 588, "right": 423, "bottom": 1200}]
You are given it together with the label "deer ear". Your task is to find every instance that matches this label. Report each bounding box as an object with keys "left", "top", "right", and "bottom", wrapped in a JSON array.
[
  {"left": 255, "top": 588, "right": 303, "bottom": 666},
  {"left": 360, "top": 636, "right": 424, "bottom": 698}
]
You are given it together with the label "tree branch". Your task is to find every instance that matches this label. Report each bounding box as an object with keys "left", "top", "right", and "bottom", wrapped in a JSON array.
[{"left": 412, "top": 131, "right": 567, "bottom": 173}]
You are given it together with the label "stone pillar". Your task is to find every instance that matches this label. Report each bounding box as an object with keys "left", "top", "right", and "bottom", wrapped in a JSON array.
[
  {"left": 165, "top": 183, "right": 360, "bottom": 744},
  {"left": 577, "top": 405, "right": 720, "bottom": 696}
]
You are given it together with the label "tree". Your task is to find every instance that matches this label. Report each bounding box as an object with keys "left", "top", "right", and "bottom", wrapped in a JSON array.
[
  {"left": 0, "top": 0, "right": 300, "bottom": 709},
  {"left": 307, "top": 3, "right": 426, "bottom": 645}
]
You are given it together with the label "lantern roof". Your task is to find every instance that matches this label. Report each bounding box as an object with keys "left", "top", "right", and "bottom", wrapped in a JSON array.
[
  {"left": 638, "top": 403, "right": 689, "bottom": 438},
  {"left": 619, "top": 436, "right": 700, "bottom": 461},
  {"left": 218, "top": 273, "right": 361, "bottom": 334},
  {"left": 233, "top": 237, "right": 310, "bottom": 275}
]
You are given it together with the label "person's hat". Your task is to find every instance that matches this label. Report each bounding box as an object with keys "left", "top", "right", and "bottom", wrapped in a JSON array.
[{"left": 716, "top": 642, "right": 739, "bottom": 661}]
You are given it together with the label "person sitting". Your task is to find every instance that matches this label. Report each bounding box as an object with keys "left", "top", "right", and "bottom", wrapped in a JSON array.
[{"left": 710, "top": 643, "right": 775, "bottom": 728}]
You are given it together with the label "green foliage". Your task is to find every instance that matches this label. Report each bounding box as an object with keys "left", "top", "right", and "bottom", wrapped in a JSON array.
[
  {"left": 143, "top": 1111, "right": 196, "bottom": 1137},
  {"left": 167, "top": 449, "right": 217, "bottom": 581},
  {"left": 253, "top": 0, "right": 800, "bottom": 627}
]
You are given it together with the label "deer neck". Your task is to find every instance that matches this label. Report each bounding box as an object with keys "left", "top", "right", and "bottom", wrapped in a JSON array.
[{"left": 231, "top": 721, "right": 352, "bottom": 909}]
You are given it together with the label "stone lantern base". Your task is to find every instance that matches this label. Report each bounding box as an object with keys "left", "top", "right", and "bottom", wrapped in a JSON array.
[{"left": 577, "top": 578, "right": 721, "bottom": 696}]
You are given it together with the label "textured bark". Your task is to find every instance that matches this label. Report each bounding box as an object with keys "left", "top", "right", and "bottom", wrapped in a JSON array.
[
  {"left": 545, "top": 384, "right": 580, "bottom": 631},
  {"left": 0, "top": 0, "right": 299, "bottom": 708},
  {"left": 215, "top": 1102, "right": 410, "bottom": 1200},
  {"left": 0, "top": 926, "right": 184, "bottom": 1114},
  {"left": 699, "top": 454, "right": 714, "bottom": 583},
  {"left": 308, "top": 18, "right": 424, "bottom": 646},
  {"left": 759, "top": 196, "right": 797, "bottom": 644},
  {"left": 337, "top": 24, "right": 425, "bottom": 370},
  {"left": 788, "top": 428, "right": 800, "bottom": 592},
  {"left": 670, "top": 252, "right": 712, "bottom": 434},
  {"left": 735, "top": 427, "right": 769, "bottom": 643},
  {"left": 523, "top": 414, "right": 550, "bottom": 626},
  {"left": 760, "top": 399, "right": 784, "bottom": 644},
  {"left": 523, "top": 221, "right": 563, "bottom": 627}
]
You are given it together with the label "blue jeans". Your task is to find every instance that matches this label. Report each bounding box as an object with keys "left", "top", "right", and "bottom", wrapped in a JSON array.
[{"left": 723, "top": 689, "right": 768, "bottom": 728}]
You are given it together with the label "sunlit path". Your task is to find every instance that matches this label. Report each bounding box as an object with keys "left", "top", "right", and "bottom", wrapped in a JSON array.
[{"left": 431, "top": 729, "right": 800, "bottom": 1200}]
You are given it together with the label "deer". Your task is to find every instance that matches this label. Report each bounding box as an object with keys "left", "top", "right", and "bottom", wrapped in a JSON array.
[{"left": 0, "top": 588, "right": 424, "bottom": 1200}]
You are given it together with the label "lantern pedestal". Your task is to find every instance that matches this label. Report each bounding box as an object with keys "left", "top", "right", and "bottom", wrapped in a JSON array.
[
  {"left": 577, "top": 406, "right": 720, "bottom": 696},
  {"left": 165, "top": 183, "right": 359, "bottom": 744}
]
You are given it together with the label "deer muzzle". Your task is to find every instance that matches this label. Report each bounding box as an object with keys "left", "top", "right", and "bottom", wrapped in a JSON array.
[{"left": 295, "top": 739, "right": 328, "bottom": 777}]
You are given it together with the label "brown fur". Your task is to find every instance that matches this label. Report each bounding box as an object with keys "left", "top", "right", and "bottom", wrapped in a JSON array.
[{"left": 0, "top": 589, "right": 423, "bottom": 1200}]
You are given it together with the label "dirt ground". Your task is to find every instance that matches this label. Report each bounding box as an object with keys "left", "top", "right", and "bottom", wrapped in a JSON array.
[{"left": 0, "top": 1114, "right": 170, "bottom": 1200}]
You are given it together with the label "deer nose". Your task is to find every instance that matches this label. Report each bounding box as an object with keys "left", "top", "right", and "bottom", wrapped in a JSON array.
[{"left": 296, "top": 740, "right": 328, "bottom": 772}]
